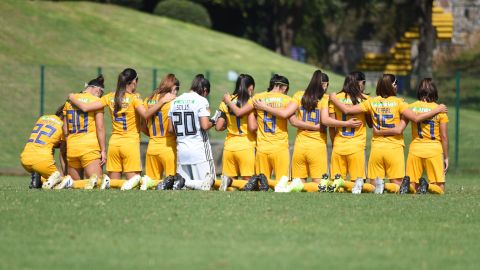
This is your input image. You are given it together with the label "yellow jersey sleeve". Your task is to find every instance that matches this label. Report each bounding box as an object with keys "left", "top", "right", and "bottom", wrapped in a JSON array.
[
  {"left": 398, "top": 99, "right": 408, "bottom": 113},
  {"left": 439, "top": 112, "right": 449, "bottom": 123},
  {"left": 359, "top": 99, "right": 370, "bottom": 113},
  {"left": 24, "top": 115, "right": 64, "bottom": 155}
]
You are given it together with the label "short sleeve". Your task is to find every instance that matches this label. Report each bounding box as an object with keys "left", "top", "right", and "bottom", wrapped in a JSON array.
[
  {"left": 292, "top": 92, "right": 301, "bottom": 106},
  {"left": 398, "top": 99, "right": 408, "bottom": 113},
  {"left": 132, "top": 94, "right": 143, "bottom": 109},
  {"left": 100, "top": 95, "right": 109, "bottom": 107},
  {"left": 219, "top": 102, "right": 228, "bottom": 114},
  {"left": 319, "top": 95, "right": 329, "bottom": 110},
  {"left": 439, "top": 113, "right": 449, "bottom": 123},
  {"left": 198, "top": 98, "right": 210, "bottom": 117},
  {"left": 359, "top": 99, "right": 370, "bottom": 113}
]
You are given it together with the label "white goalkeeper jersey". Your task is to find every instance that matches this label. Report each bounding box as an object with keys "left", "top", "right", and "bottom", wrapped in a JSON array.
[{"left": 168, "top": 91, "right": 213, "bottom": 165}]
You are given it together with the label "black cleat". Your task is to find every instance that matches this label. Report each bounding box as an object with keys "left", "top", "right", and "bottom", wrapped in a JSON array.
[
  {"left": 327, "top": 174, "right": 341, "bottom": 193},
  {"left": 258, "top": 174, "right": 269, "bottom": 191},
  {"left": 29, "top": 172, "right": 41, "bottom": 189},
  {"left": 399, "top": 176, "right": 410, "bottom": 194},
  {"left": 156, "top": 175, "right": 176, "bottom": 190},
  {"left": 318, "top": 174, "right": 329, "bottom": 192},
  {"left": 417, "top": 177, "right": 429, "bottom": 194},
  {"left": 242, "top": 175, "right": 259, "bottom": 191},
  {"left": 172, "top": 174, "right": 185, "bottom": 190}
]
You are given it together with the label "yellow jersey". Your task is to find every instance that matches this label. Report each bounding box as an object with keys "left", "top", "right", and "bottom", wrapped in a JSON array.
[
  {"left": 144, "top": 94, "right": 176, "bottom": 150},
  {"left": 218, "top": 95, "right": 256, "bottom": 151},
  {"left": 292, "top": 91, "right": 328, "bottom": 146},
  {"left": 359, "top": 96, "right": 408, "bottom": 148},
  {"left": 101, "top": 92, "right": 143, "bottom": 144},
  {"left": 251, "top": 91, "right": 293, "bottom": 153},
  {"left": 22, "top": 115, "right": 64, "bottom": 156},
  {"left": 409, "top": 101, "right": 448, "bottom": 158},
  {"left": 329, "top": 93, "right": 370, "bottom": 155},
  {"left": 63, "top": 92, "right": 101, "bottom": 156}
]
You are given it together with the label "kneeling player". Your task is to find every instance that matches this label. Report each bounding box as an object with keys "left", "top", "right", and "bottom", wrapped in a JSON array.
[{"left": 20, "top": 105, "right": 66, "bottom": 189}]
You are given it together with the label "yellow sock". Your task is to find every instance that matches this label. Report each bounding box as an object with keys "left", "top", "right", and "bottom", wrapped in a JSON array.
[
  {"left": 110, "top": 179, "right": 126, "bottom": 189},
  {"left": 213, "top": 180, "right": 221, "bottom": 189},
  {"left": 267, "top": 180, "right": 277, "bottom": 189},
  {"left": 226, "top": 187, "right": 237, "bottom": 191},
  {"left": 409, "top": 184, "right": 416, "bottom": 194},
  {"left": 362, "top": 183, "right": 375, "bottom": 193},
  {"left": 303, "top": 182, "right": 318, "bottom": 192},
  {"left": 72, "top": 179, "right": 89, "bottom": 189},
  {"left": 385, "top": 183, "right": 400, "bottom": 193},
  {"left": 428, "top": 184, "right": 444, "bottom": 195},
  {"left": 343, "top": 181, "right": 354, "bottom": 192},
  {"left": 231, "top": 179, "right": 247, "bottom": 190}
]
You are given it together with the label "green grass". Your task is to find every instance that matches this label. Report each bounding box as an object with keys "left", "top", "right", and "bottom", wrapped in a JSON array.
[
  {"left": 0, "top": 0, "right": 344, "bottom": 170},
  {"left": 0, "top": 175, "right": 479, "bottom": 270}
]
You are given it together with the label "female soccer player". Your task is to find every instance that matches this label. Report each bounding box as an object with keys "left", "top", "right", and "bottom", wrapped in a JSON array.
[
  {"left": 139, "top": 74, "right": 179, "bottom": 190},
  {"left": 329, "top": 74, "right": 447, "bottom": 193},
  {"left": 56, "top": 75, "right": 106, "bottom": 189},
  {"left": 20, "top": 105, "right": 66, "bottom": 189},
  {"left": 68, "top": 68, "right": 174, "bottom": 190},
  {"left": 288, "top": 71, "right": 360, "bottom": 185},
  {"left": 168, "top": 74, "right": 216, "bottom": 190},
  {"left": 215, "top": 74, "right": 257, "bottom": 191},
  {"left": 328, "top": 73, "right": 373, "bottom": 194},
  {"left": 374, "top": 78, "right": 449, "bottom": 194}
]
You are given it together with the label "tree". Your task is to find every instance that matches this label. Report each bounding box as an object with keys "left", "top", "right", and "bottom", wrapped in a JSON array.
[{"left": 417, "top": 0, "right": 435, "bottom": 79}]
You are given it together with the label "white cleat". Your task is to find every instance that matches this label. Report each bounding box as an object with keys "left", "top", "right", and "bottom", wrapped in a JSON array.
[
  {"left": 140, "top": 175, "right": 152, "bottom": 191},
  {"left": 42, "top": 171, "right": 62, "bottom": 189},
  {"left": 285, "top": 178, "right": 304, "bottom": 193},
  {"left": 219, "top": 175, "right": 231, "bottom": 191},
  {"left": 121, "top": 175, "right": 141, "bottom": 191},
  {"left": 274, "top": 176, "right": 290, "bottom": 193},
  {"left": 85, "top": 174, "right": 98, "bottom": 190},
  {"left": 100, "top": 174, "right": 110, "bottom": 190},
  {"left": 54, "top": 175, "right": 73, "bottom": 189},
  {"left": 200, "top": 173, "right": 214, "bottom": 191},
  {"left": 374, "top": 178, "right": 385, "bottom": 194},
  {"left": 352, "top": 178, "right": 364, "bottom": 194}
]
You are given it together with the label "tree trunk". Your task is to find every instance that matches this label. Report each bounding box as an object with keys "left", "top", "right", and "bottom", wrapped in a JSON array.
[
  {"left": 272, "top": 0, "right": 303, "bottom": 56},
  {"left": 418, "top": 0, "right": 435, "bottom": 79}
]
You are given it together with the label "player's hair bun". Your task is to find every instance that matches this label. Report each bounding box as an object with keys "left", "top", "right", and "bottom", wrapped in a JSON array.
[{"left": 87, "top": 75, "right": 105, "bottom": 88}]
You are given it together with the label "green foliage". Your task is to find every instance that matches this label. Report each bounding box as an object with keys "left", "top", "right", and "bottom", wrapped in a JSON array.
[
  {"left": 0, "top": 174, "right": 479, "bottom": 269},
  {"left": 154, "top": 0, "right": 211, "bottom": 28}
]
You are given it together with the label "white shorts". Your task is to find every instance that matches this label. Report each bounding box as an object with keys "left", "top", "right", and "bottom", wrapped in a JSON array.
[{"left": 177, "top": 160, "right": 215, "bottom": 190}]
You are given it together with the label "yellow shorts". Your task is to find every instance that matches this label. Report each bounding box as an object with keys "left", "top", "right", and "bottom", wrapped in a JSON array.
[
  {"left": 67, "top": 150, "right": 100, "bottom": 169},
  {"left": 330, "top": 150, "right": 365, "bottom": 180},
  {"left": 20, "top": 154, "right": 57, "bottom": 179},
  {"left": 106, "top": 142, "right": 141, "bottom": 173},
  {"left": 222, "top": 148, "right": 255, "bottom": 177},
  {"left": 368, "top": 146, "right": 405, "bottom": 179},
  {"left": 406, "top": 153, "right": 445, "bottom": 183},
  {"left": 145, "top": 149, "right": 176, "bottom": 180},
  {"left": 255, "top": 148, "right": 289, "bottom": 180},
  {"left": 291, "top": 145, "right": 327, "bottom": 179}
]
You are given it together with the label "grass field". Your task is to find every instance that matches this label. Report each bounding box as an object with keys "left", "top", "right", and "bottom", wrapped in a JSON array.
[{"left": 0, "top": 174, "right": 479, "bottom": 270}]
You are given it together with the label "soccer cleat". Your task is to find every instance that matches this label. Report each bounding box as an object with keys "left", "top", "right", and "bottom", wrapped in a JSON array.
[
  {"left": 286, "top": 178, "right": 304, "bottom": 192},
  {"left": 258, "top": 174, "right": 269, "bottom": 191},
  {"left": 84, "top": 174, "right": 98, "bottom": 190},
  {"left": 274, "top": 176, "right": 290, "bottom": 192},
  {"left": 399, "top": 176, "right": 410, "bottom": 194},
  {"left": 54, "top": 175, "right": 73, "bottom": 189},
  {"left": 352, "top": 178, "right": 364, "bottom": 194},
  {"left": 328, "top": 174, "right": 344, "bottom": 193},
  {"left": 29, "top": 172, "right": 42, "bottom": 189},
  {"left": 219, "top": 175, "right": 232, "bottom": 191},
  {"left": 417, "top": 177, "right": 429, "bottom": 194},
  {"left": 156, "top": 175, "right": 176, "bottom": 190},
  {"left": 200, "top": 172, "right": 214, "bottom": 191},
  {"left": 121, "top": 175, "right": 141, "bottom": 191},
  {"left": 140, "top": 175, "right": 155, "bottom": 191},
  {"left": 318, "top": 174, "right": 329, "bottom": 192},
  {"left": 242, "top": 175, "right": 259, "bottom": 191},
  {"left": 172, "top": 174, "right": 185, "bottom": 190},
  {"left": 374, "top": 178, "right": 385, "bottom": 194},
  {"left": 42, "top": 171, "right": 62, "bottom": 189},
  {"left": 100, "top": 174, "right": 110, "bottom": 190}
]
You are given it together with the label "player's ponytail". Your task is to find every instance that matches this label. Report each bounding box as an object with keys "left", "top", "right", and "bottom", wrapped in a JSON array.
[
  {"left": 301, "top": 70, "right": 324, "bottom": 112},
  {"left": 232, "top": 74, "right": 255, "bottom": 107},
  {"left": 190, "top": 74, "right": 210, "bottom": 96},
  {"left": 149, "top": 74, "right": 177, "bottom": 102},
  {"left": 115, "top": 68, "right": 137, "bottom": 112},
  {"left": 376, "top": 74, "right": 397, "bottom": 98},
  {"left": 55, "top": 104, "right": 65, "bottom": 118},
  {"left": 341, "top": 73, "right": 365, "bottom": 105},
  {"left": 417, "top": 78, "right": 438, "bottom": 102}
]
